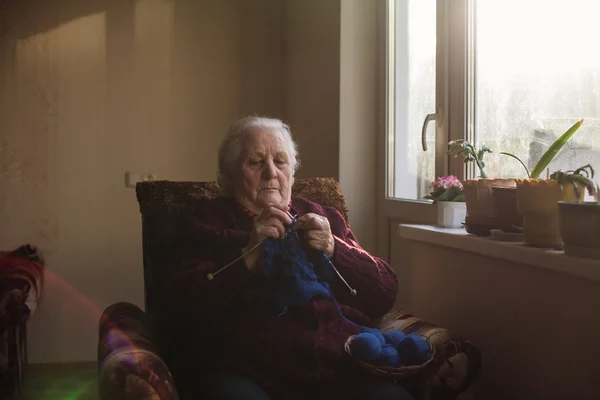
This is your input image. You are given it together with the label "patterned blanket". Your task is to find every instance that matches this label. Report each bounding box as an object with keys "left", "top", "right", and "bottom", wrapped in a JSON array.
[{"left": 0, "top": 244, "right": 45, "bottom": 398}]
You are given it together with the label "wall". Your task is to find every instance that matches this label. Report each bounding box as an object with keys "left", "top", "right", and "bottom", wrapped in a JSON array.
[
  {"left": 339, "top": 0, "right": 378, "bottom": 252},
  {"left": 0, "top": 0, "right": 282, "bottom": 363},
  {"left": 281, "top": 0, "right": 340, "bottom": 181},
  {"left": 392, "top": 237, "right": 600, "bottom": 399},
  {"left": 0, "top": 0, "right": 379, "bottom": 363},
  {"left": 281, "top": 0, "right": 379, "bottom": 252}
]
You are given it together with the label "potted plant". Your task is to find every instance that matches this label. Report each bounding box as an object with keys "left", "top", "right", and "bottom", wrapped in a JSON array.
[
  {"left": 424, "top": 175, "right": 466, "bottom": 228},
  {"left": 491, "top": 185, "right": 523, "bottom": 234},
  {"left": 448, "top": 140, "right": 515, "bottom": 236},
  {"left": 517, "top": 165, "right": 594, "bottom": 248},
  {"left": 557, "top": 168, "right": 600, "bottom": 259},
  {"left": 496, "top": 119, "right": 584, "bottom": 248},
  {"left": 499, "top": 119, "right": 584, "bottom": 181}
]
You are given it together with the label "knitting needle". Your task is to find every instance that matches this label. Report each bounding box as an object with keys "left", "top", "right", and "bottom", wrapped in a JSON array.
[
  {"left": 208, "top": 211, "right": 359, "bottom": 298},
  {"left": 206, "top": 240, "right": 263, "bottom": 280},
  {"left": 207, "top": 211, "right": 297, "bottom": 281},
  {"left": 325, "top": 257, "right": 358, "bottom": 297},
  {"left": 291, "top": 211, "right": 357, "bottom": 296}
]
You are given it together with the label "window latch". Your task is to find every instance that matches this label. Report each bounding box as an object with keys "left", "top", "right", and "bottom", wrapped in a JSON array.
[{"left": 421, "top": 113, "right": 437, "bottom": 151}]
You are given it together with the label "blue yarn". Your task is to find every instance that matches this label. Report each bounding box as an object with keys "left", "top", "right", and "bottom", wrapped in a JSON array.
[
  {"left": 383, "top": 330, "right": 406, "bottom": 346},
  {"left": 261, "top": 222, "right": 430, "bottom": 368},
  {"left": 262, "top": 227, "right": 330, "bottom": 312},
  {"left": 376, "top": 345, "right": 402, "bottom": 368},
  {"left": 347, "top": 333, "right": 382, "bottom": 362},
  {"left": 396, "top": 334, "right": 431, "bottom": 366},
  {"left": 357, "top": 326, "right": 385, "bottom": 346}
]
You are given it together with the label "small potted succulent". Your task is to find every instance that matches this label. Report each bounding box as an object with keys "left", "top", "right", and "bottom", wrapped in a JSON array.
[
  {"left": 448, "top": 140, "right": 515, "bottom": 236},
  {"left": 424, "top": 175, "right": 466, "bottom": 228},
  {"left": 517, "top": 165, "right": 594, "bottom": 248},
  {"left": 557, "top": 167, "right": 600, "bottom": 259}
]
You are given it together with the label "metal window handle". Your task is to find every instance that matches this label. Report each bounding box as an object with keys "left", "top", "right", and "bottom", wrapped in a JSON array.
[{"left": 421, "top": 113, "right": 437, "bottom": 151}]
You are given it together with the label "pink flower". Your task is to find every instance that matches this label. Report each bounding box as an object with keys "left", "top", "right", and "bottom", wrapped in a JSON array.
[{"left": 431, "top": 175, "right": 462, "bottom": 191}]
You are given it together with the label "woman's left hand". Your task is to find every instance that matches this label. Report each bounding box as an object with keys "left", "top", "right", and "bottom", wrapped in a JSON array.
[{"left": 294, "top": 213, "right": 335, "bottom": 258}]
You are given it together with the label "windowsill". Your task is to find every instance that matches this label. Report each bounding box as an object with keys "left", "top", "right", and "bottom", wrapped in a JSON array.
[{"left": 397, "top": 224, "right": 600, "bottom": 282}]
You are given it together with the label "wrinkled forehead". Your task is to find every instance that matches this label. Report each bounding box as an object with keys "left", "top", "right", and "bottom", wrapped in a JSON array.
[{"left": 242, "top": 128, "right": 290, "bottom": 157}]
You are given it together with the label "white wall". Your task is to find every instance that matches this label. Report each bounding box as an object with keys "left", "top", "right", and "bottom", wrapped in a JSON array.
[
  {"left": 281, "top": 0, "right": 340, "bottom": 180},
  {"left": 339, "top": 0, "right": 378, "bottom": 252},
  {"left": 0, "top": 0, "right": 380, "bottom": 363},
  {"left": 0, "top": 0, "right": 282, "bottom": 363},
  {"left": 281, "top": 0, "right": 380, "bottom": 253},
  {"left": 393, "top": 236, "right": 600, "bottom": 399}
]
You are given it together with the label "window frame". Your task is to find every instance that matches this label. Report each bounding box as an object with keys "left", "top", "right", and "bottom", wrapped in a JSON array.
[{"left": 376, "top": 0, "right": 471, "bottom": 260}]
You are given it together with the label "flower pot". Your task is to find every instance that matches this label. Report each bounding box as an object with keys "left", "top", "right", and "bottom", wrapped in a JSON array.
[
  {"left": 558, "top": 201, "right": 600, "bottom": 260},
  {"left": 462, "top": 179, "right": 516, "bottom": 236},
  {"left": 492, "top": 186, "right": 523, "bottom": 233},
  {"left": 516, "top": 179, "right": 583, "bottom": 248},
  {"left": 436, "top": 201, "right": 466, "bottom": 229}
]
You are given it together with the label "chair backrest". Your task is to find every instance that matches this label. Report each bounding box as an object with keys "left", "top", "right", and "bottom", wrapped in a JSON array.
[{"left": 135, "top": 177, "right": 349, "bottom": 316}]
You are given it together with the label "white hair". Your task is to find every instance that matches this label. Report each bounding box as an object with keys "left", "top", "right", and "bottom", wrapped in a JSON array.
[{"left": 217, "top": 116, "right": 300, "bottom": 194}]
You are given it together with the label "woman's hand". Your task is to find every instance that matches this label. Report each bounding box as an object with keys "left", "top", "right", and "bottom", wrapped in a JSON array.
[
  {"left": 294, "top": 213, "right": 335, "bottom": 258},
  {"left": 244, "top": 206, "right": 292, "bottom": 270}
]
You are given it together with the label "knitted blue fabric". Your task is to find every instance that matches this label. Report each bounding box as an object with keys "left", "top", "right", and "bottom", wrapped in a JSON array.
[
  {"left": 262, "top": 225, "right": 335, "bottom": 313},
  {"left": 261, "top": 224, "right": 430, "bottom": 368}
]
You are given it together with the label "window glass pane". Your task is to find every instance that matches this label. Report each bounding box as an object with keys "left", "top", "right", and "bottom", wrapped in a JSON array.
[
  {"left": 389, "top": 0, "right": 436, "bottom": 199},
  {"left": 474, "top": 0, "right": 600, "bottom": 180}
]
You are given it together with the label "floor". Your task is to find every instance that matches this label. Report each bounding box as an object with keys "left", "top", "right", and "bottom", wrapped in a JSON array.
[{"left": 22, "top": 362, "right": 98, "bottom": 400}]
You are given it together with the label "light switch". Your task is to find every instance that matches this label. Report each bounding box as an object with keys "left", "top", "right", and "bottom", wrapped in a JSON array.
[
  {"left": 124, "top": 171, "right": 140, "bottom": 188},
  {"left": 125, "top": 171, "right": 158, "bottom": 188},
  {"left": 143, "top": 173, "right": 157, "bottom": 182}
]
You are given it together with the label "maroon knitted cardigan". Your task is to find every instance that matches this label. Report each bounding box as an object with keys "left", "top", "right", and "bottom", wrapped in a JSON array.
[{"left": 157, "top": 195, "right": 398, "bottom": 399}]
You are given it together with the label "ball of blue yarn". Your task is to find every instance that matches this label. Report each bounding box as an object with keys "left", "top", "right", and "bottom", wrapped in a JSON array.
[
  {"left": 396, "top": 334, "right": 431, "bottom": 366},
  {"left": 382, "top": 330, "right": 406, "bottom": 346},
  {"left": 376, "top": 345, "right": 402, "bottom": 368},
  {"left": 349, "top": 332, "right": 382, "bottom": 362},
  {"left": 361, "top": 327, "right": 385, "bottom": 345}
]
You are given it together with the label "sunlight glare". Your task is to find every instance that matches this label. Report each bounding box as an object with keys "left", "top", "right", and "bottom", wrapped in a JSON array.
[{"left": 478, "top": 0, "right": 600, "bottom": 77}]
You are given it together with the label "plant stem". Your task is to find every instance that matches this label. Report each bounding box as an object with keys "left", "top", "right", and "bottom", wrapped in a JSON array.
[{"left": 474, "top": 158, "right": 487, "bottom": 179}]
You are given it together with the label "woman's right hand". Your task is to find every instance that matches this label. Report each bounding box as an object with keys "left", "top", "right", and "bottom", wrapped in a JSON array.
[{"left": 243, "top": 206, "right": 292, "bottom": 271}]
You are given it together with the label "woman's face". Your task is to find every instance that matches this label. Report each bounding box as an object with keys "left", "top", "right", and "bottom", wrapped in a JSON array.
[{"left": 232, "top": 128, "right": 294, "bottom": 214}]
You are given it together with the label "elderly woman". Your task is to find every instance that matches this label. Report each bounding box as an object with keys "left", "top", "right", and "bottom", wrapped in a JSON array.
[{"left": 158, "top": 117, "right": 412, "bottom": 400}]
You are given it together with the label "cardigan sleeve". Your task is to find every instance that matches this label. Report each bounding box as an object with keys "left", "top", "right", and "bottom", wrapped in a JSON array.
[
  {"left": 326, "top": 209, "right": 398, "bottom": 319},
  {"left": 156, "top": 217, "right": 256, "bottom": 326}
]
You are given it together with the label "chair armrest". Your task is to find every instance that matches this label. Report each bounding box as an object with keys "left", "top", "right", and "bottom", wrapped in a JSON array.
[
  {"left": 377, "top": 308, "right": 482, "bottom": 400},
  {"left": 98, "top": 302, "right": 179, "bottom": 400}
]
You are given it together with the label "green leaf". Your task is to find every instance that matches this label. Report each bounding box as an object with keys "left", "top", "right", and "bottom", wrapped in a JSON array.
[
  {"left": 452, "top": 192, "right": 466, "bottom": 202},
  {"left": 569, "top": 175, "right": 597, "bottom": 197},
  {"left": 553, "top": 172, "right": 597, "bottom": 200},
  {"left": 530, "top": 119, "right": 583, "bottom": 179},
  {"left": 435, "top": 186, "right": 463, "bottom": 202},
  {"left": 573, "top": 164, "right": 595, "bottom": 178},
  {"left": 499, "top": 152, "right": 531, "bottom": 178}
]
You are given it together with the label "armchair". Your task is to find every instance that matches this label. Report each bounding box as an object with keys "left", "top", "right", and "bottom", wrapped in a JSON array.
[
  {"left": 0, "top": 245, "right": 44, "bottom": 400},
  {"left": 98, "top": 178, "right": 481, "bottom": 400}
]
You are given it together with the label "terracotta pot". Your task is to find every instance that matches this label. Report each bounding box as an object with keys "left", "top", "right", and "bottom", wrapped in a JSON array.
[
  {"left": 462, "top": 179, "right": 516, "bottom": 236},
  {"left": 492, "top": 186, "right": 523, "bottom": 233},
  {"left": 558, "top": 201, "right": 600, "bottom": 260},
  {"left": 516, "top": 179, "right": 583, "bottom": 248}
]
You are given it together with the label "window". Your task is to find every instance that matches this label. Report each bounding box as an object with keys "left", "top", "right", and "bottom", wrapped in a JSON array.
[
  {"left": 386, "top": 0, "right": 437, "bottom": 200},
  {"left": 474, "top": 0, "right": 600, "bottom": 179},
  {"left": 384, "top": 0, "right": 600, "bottom": 200},
  {"left": 379, "top": 0, "right": 600, "bottom": 256}
]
